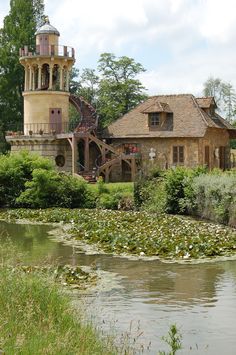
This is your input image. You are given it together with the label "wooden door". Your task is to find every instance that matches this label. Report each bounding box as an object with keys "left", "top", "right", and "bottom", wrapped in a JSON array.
[
  {"left": 219, "top": 146, "right": 226, "bottom": 170},
  {"left": 39, "top": 35, "right": 49, "bottom": 55},
  {"left": 49, "top": 108, "right": 62, "bottom": 133},
  {"left": 205, "top": 146, "right": 210, "bottom": 168}
]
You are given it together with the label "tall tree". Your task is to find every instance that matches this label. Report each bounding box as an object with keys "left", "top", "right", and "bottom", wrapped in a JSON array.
[
  {"left": 203, "top": 77, "right": 223, "bottom": 108},
  {"left": 221, "top": 82, "right": 236, "bottom": 123},
  {"left": 0, "top": 0, "right": 44, "bottom": 151},
  {"left": 203, "top": 76, "right": 236, "bottom": 122},
  {"left": 80, "top": 68, "right": 99, "bottom": 107},
  {"left": 97, "top": 53, "right": 147, "bottom": 126}
]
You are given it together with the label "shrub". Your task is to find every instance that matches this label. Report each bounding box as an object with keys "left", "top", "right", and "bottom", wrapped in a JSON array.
[
  {"left": 0, "top": 151, "right": 53, "bottom": 207},
  {"left": 17, "top": 169, "right": 89, "bottom": 208},
  {"left": 96, "top": 192, "right": 121, "bottom": 210},
  {"left": 164, "top": 166, "right": 207, "bottom": 214},
  {"left": 134, "top": 178, "right": 148, "bottom": 208},
  {"left": 134, "top": 175, "right": 166, "bottom": 213}
]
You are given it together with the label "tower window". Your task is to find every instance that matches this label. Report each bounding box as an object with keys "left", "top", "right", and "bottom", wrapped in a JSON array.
[
  {"left": 58, "top": 110, "right": 60, "bottom": 114},
  {"left": 51, "top": 110, "right": 54, "bottom": 114}
]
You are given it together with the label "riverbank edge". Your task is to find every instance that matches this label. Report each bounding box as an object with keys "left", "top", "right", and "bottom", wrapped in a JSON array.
[
  {"left": 0, "top": 251, "right": 118, "bottom": 354},
  {"left": 1, "top": 208, "right": 236, "bottom": 264}
]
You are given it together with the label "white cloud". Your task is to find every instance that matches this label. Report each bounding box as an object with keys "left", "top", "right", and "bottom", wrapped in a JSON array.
[
  {"left": 1, "top": 0, "right": 236, "bottom": 100},
  {"left": 199, "top": 0, "right": 236, "bottom": 43}
]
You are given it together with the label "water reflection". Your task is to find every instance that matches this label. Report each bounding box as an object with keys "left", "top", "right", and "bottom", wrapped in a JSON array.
[{"left": 1, "top": 220, "right": 236, "bottom": 354}]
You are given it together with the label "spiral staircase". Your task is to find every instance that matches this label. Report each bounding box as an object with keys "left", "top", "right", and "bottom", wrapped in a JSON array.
[{"left": 68, "top": 94, "right": 137, "bottom": 182}]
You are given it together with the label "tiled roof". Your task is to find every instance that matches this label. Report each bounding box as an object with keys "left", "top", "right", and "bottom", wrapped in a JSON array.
[
  {"left": 103, "top": 94, "right": 236, "bottom": 138},
  {"left": 195, "top": 97, "right": 216, "bottom": 109},
  {"left": 141, "top": 100, "right": 172, "bottom": 113}
]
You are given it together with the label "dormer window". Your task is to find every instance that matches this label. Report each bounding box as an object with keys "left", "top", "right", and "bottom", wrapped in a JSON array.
[{"left": 149, "top": 112, "right": 160, "bottom": 126}]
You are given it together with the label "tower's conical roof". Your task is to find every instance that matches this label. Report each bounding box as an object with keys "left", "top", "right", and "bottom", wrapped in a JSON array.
[{"left": 35, "top": 16, "right": 60, "bottom": 36}]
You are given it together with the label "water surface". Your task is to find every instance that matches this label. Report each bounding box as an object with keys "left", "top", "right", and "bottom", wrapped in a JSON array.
[{"left": 1, "top": 221, "right": 236, "bottom": 354}]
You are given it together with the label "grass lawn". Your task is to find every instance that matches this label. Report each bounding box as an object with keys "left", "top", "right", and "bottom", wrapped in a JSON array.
[{"left": 88, "top": 182, "right": 134, "bottom": 194}]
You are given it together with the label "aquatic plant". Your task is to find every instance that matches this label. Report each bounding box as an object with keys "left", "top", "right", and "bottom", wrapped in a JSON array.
[
  {"left": 2, "top": 208, "right": 236, "bottom": 260},
  {"left": 159, "top": 324, "right": 182, "bottom": 355},
  {"left": 17, "top": 264, "right": 97, "bottom": 289}
]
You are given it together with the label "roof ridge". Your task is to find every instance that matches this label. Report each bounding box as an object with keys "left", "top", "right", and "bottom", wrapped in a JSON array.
[
  {"left": 149, "top": 93, "right": 193, "bottom": 98},
  {"left": 195, "top": 96, "right": 214, "bottom": 99}
]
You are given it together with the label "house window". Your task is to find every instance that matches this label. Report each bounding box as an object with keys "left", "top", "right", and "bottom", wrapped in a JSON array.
[
  {"left": 149, "top": 113, "right": 160, "bottom": 126},
  {"left": 173, "top": 146, "right": 184, "bottom": 164}
]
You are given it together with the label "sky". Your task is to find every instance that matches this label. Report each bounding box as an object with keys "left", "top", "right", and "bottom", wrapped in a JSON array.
[{"left": 1, "top": 0, "right": 236, "bottom": 96}]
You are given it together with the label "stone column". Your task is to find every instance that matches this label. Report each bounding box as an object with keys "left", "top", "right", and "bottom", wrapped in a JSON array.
[
  {"left": 49, "top": 64, "right": 53, "bottom": 90},
  {"left": 66, "top": 68, "right": 70, "bottom": 91},
  {"left": 37, "top": 65, "right": 42, "bottom": 89},
  {"left": 59, "top": 66, "right": 64, "bottom": 90},
  {"left": 71, "top": 134, "right": 78, "bottom": 175},
  {"left": 32, "top": 67, "right": 35, "bottom": 90},
  {"left": 29, "top": 66, "right": 32, "bottom": 91},
  {"left": 24, "top": 65, "right": 29, "bottom": 91}
]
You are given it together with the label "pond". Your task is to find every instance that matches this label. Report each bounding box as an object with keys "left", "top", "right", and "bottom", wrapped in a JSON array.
[{"left": 1, "top": 220, "right": 236, "bottom": 354}]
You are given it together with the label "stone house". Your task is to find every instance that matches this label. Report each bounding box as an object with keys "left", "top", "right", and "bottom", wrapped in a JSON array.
[{"left": 102, "top": 94, "right": 236, "bottom": 181}]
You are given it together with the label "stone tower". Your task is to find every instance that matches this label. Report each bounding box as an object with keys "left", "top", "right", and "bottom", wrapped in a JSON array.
[
  {"left": 19, "top": 16, "right": 75, "bottom": 135},
  {"left": 7, "top": 17, "right": 76, "bottom": 172},
  {"left": 6, "top": 17, "right": 136, "bottom": 181}
]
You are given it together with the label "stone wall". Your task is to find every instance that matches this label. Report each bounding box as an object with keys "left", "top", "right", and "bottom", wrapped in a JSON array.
[
  {"left": 198, "top": 128, "right": 230, "bottom": 169},
  {"left": 23, "top": 91, "right": 70, "bottom": 134},
  {"left": 109, "top": 130, "right": 230, "bottom": 180},
  {"left": 110, "top": 137, "right": 199, "bottom": 177},
  {"left": 9, "top": 137, "right": 72, "bottom": 173}
]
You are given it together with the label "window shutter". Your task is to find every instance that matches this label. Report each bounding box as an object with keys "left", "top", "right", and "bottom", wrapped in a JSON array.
[
  {"left": 179, "top": 146, "right": 184, "bottom": 163},
  {"left": 173, "top": 146, "right": 178, "bottom": 163}
]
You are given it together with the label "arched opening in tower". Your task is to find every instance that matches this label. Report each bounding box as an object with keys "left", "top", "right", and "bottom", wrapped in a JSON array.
[
  {"left": 52, "top": 64, "right": 60, "bottom": 90},
  {"left": 41, "top": 63, "right": 50, "bottom": 90}
]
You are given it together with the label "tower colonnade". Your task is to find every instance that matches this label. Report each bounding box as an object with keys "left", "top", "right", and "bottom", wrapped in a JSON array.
[{"left": 22, "top": 60, "right": 72, "bottom": 92}]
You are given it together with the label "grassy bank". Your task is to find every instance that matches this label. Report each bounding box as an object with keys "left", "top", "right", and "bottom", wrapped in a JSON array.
[
  {"left": 0, "top": 243, "right": 115, "bottom": 355},
  {"left": 2, "top": 208, "right": 236, "bottom": 260}
]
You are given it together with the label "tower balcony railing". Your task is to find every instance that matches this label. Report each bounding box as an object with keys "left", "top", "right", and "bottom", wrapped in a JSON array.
[
  {"left": 19, "top": 45, "right": 75, "bottom": 59},
  {"left": 6, "top": 122, "right": 78, "bottom": 137}
]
